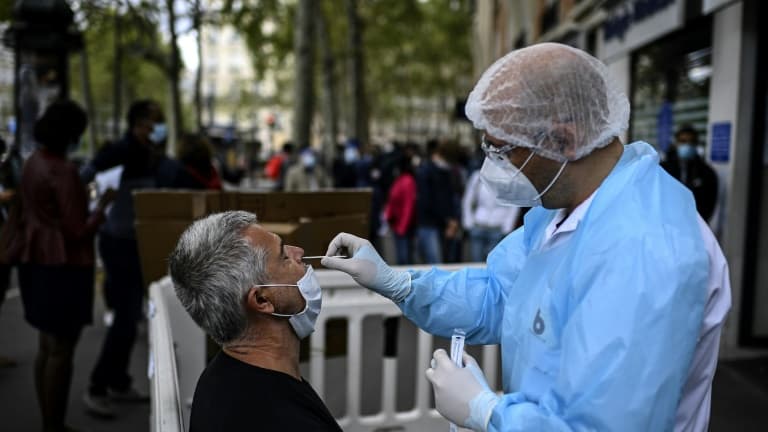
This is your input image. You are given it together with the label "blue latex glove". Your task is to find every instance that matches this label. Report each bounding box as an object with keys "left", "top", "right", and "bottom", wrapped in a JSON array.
[
  {"left": 321, "top": 233, "right": 411, "bottom": 302},
  {"left": 426, "top": 349, "right": 500, "bottom": 432}
]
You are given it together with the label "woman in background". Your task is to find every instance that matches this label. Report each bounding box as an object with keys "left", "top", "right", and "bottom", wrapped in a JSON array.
[
  {"left": 16, "top": 100, "right": 115, "bottom": 432},
  {"left": 384, "top": 154, "right": 418, "bottom": 265}
]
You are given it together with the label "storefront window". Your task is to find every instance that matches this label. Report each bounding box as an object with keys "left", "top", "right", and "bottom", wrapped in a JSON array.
[{"left": 630, "top": 18, "right": 712, "bottom": 156}]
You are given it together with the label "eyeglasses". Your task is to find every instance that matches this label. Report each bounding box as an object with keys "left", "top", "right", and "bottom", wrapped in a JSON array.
[
  {"left": 481, "top": 134, "right": 519, "bottom": 166},
  {"left": 480, "top": 133, "right": 539, "bottom": 173}
]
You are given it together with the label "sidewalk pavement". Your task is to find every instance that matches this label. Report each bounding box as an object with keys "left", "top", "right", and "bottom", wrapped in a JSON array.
[{"left": 0, "top": 287, "right": 149, "bottom": 432}]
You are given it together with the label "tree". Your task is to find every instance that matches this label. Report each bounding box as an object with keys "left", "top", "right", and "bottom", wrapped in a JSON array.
[
  {"left": 358, "top": 0, "right": 472, "bottom": 134},
  {"left": 79, "top": 45, "right": 98, "bottom": 155},
  {"left": 68, "top": 3, "right": 174, "bottom": 144},
  {"left": 221, "top": 0, "right": 293, "bottom": 80},
  {"left": 112, "top": 3, "right": 123, "bottom": 139},
  {"left": 345, "top": 0, "right": 367, "bottom": 145},
  {"left": 191, "top": 0, "right": 204, "bottom": 132},
  {"left": 292, "top": 0, "right": 315, "bottom": 148},
  {"left": 316, "top": 2, "right": 339, "bottom": 166},
  {"left": 165, "top": 0, "right": 184, "bottom": 147},
  {"left": 219, "top": 0, "right": 475, "bottom": 147}
]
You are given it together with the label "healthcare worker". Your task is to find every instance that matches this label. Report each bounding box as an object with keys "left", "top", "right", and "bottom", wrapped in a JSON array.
[{"left": 322, "top": 43, "right": 731, "bottom": 432}]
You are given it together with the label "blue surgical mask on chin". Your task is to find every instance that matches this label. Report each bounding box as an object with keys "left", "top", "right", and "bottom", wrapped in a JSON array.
[
  {"left": 257, "top": 266, "right": 322, "bottom": 339},
  {"left": 301, "top": 152, "right": 317, "bottom": 169},
  {"left": 149, "top": 123, "right": 167, "bottom": 145},
  {"left": 676, "top": 143, "right": 697, "bottom": 160}
]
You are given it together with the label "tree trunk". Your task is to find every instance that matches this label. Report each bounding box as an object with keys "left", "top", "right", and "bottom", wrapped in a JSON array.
[
  {"left": 292, "top": 0, "right": 315, "bottom": 148},
  {"left": 316, "top": 4, "right": 338, "bottom": 167},
  {"left": 112, "top": 7, "right": 122, "bottom": 140},
  {"left": 345, "top": 0, "right": 367, "bottom": 146},
  {"left": 166, "top": 0, "right": 183, "bottom": 154},
  {"left": 193, "top": 0, "right": 203, "bottom": 132},
  {"left": 80, "top": 48, "right": 98, "bottom": 156}
]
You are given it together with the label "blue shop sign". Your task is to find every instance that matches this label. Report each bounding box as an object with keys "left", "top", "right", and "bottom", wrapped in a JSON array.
[
  {"left": 710, "top": 122, "right": 731, "bottom": 163},
  {"left": 657, "top": 102, "right": 674, "bottom": 153}
]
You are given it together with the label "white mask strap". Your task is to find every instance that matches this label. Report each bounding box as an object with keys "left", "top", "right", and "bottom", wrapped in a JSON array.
[
  {"left": 253, "top": 283, "right": 303, "bottom": 317},
  {"left": 517, "top": 149, "right": 536, "bottom": 171},
  {"left": 533, "top": 160, "right": 568, "bottom": 201}
]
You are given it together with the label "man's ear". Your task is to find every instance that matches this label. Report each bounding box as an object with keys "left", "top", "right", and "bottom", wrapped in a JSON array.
[
  {"left": 245, "top": 287, "right": 276, "bottom": 314},
  {"left": 550, "top": 124, "right": 577, "bottom": 159}
]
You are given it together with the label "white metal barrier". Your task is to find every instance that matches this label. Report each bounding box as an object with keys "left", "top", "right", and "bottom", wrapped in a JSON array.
[
  {"left": 147, "top": 279, "right": 184, "bottom": 432},
  {"left": 148, "top": 263, "right": 496, "bottom": 432},
  {"left": 148, "top": 276, "right": 207, "bottom": 432}
]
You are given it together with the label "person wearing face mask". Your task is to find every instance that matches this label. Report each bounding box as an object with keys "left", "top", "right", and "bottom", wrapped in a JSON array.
[
  {"left": 661, "top": 125, "right": 719, "bottom": 222},
  {"left": 169, "top": 211, "right": 342, "bottom": 432},
  {"left": 284, "top": 147, "right": 332, "bottom": 191},
  {"left": 322, "top": 43, "right": 731, "bottom": 432},
  {"left": 79, "top": 99, "right": 185, "bottom": 417}
]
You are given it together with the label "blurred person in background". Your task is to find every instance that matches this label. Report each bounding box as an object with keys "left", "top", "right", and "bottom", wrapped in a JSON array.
[
  {"left": 332, "top": 139, "right": 359, "bottom": 188},
  {"left": 356, "top": 144, "right": 386, "bottom": 251},
  {"left": 264, "top": 141, "right": 295, "bottom": 191},
  {"left": 442, "top": 141, "right": 469, "bottom": 263},
  {"left": 661, "top": 124, "right": 718, "bottom": 222},
  {"left": 284, "top": 147, "right": 331, "bottom": 192},
  {"left": 0, "top": 136, "right": 23, "bottom": 368},
  {"left": 415, "top": 140, "right": 459, "bottom": 264},
  {"left": 462, "top": 169, "right": 519, "bottom": 262},
  {"left": 80, "top": 99, "right": 177, "bottom": 417},
  {"left": 384, "top": 154, "right": 418, "bottom": 265},
  {"left": 14, "top": 100, "right": 116, "bottom": 431},
  {"left": 377, "top": 140, "right": 404, "bottom": 199},
  {"left": 175, "top": 133, "right": 223, "bottom": 190}
]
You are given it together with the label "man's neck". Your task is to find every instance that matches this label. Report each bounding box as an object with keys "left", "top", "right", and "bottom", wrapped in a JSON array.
[
  {"left": 222, "top": 323, "right": 302, "bottom": 380},
  {"left": 564, "top": 139, "right": 624, "bottom": 214}
]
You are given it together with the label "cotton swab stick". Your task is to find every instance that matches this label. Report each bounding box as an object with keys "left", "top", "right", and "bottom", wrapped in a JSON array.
[{"left": 301, "top": 255, "right": 347, "bottom": 260}]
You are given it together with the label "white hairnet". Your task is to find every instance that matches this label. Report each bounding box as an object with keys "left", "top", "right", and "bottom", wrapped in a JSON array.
[{"left": 465, "top": 43, "right": 630, "bottom": 162}]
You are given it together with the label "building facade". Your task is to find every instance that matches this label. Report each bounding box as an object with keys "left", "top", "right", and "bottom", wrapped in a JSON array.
[{"left": 196, "top": 15, "right": 290, "bottom": 156}]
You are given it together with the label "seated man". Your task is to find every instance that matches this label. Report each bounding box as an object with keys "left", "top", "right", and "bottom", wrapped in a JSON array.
[{"left": 169, "top": 211, "right": 342, "bottom": 431}]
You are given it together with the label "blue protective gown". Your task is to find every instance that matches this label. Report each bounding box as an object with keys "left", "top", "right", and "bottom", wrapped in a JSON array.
[{"left": 399, "top": 142, "right": 708, "bottom": 431}]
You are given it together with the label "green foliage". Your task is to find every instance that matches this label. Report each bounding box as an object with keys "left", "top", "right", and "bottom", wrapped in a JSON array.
[
  {"left": 359, "top": 0, "right": 473, "bottom": 119},
  {"left": 68, "top": 4, "right": 175, "bottom": 143},
  {"left": 0, "top": 1, "right": 12, "bottom": 23},
  {"left": 221, "top": 0, "right": 295, "bottom": 79},
  {"left": 221, "top": 0, "right": 473, "bottom": 122}
]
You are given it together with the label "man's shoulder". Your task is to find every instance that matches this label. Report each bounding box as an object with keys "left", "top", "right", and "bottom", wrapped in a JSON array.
[
  {"left": 193, "top": 355, "right": 284, "bottom": 410},
  {"left": 191, "top": 355, "right": 341, "bottom": 432}
]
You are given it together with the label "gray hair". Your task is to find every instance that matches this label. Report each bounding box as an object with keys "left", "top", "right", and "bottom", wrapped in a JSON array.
[{"left": 168, "top": 211, "right": 269, "bottom": 345}]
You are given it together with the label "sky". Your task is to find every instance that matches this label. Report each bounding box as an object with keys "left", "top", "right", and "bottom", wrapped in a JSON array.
[{"left": 178, "top": 31, "right": 199, "bottom": 72}]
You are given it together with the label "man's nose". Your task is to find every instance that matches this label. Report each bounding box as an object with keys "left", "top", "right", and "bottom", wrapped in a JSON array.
[{"left": 286, "top": 245, "right": 305, "bottom": 261}]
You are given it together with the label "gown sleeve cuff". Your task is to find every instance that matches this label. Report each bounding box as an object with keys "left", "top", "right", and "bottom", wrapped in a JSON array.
[
  {"left": 391, "top": 270, "right": 412, "bottom": 304},
  {"left": 466, "top": 390, "right": 500, "bottom": 432}
]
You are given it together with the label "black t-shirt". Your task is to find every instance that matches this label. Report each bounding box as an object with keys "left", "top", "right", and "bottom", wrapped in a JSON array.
[{"left": 190, "top": 351, "right": 342, "bottom": 432}]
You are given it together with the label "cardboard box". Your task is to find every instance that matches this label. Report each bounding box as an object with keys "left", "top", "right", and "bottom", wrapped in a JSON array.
[
  {"left": 204, "top": 190, "right": 223, "bottom": 214},
  {"left": 292, "top": 214, "right": 369, "bottom": 256},
  {"left": 221, "top": 189, "right": 372, "bottom": 222},
  {"left": 133, "top": 190, "right": 372, "bottom": 287},
  {"left": 133, "top": 190, "right": 207, "bottom": 220},
  {"left": 134, "top": 220, "right": 191, "bottom": 288}
]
